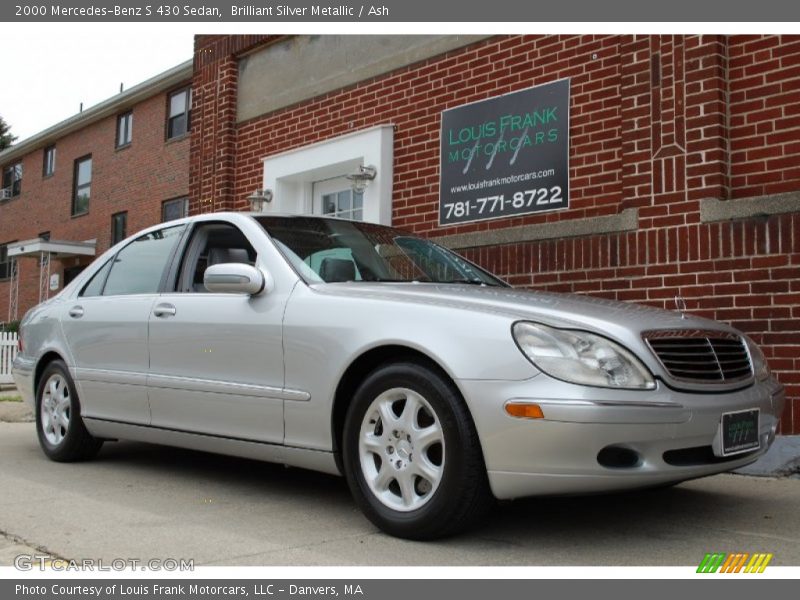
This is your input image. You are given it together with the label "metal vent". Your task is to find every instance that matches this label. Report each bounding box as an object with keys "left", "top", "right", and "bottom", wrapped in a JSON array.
[{"left": 643, "top": 330, "right": 753, "bottom": 383}]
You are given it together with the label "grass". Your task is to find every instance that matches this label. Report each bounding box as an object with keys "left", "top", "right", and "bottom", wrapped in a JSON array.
[{"left": 0, "top": 395, "right": 23, "bottom": 403}]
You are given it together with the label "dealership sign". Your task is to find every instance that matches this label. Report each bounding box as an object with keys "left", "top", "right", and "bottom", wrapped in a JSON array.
[{"left": 439, "top": 78, "right": 570, "bottom": 226}]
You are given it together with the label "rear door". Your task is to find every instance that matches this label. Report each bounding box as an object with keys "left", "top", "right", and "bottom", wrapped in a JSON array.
[{"left": 62, "top": 224, "right": 186, "bottom": 425}]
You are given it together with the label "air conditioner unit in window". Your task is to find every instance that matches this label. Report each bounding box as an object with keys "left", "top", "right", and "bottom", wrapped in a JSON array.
[{"left": 0, "top": 187, "right": 12, "bottom": 200}]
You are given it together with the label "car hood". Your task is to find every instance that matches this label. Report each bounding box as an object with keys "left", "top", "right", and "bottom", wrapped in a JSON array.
[{"left": 311, "top": 282, "right": 739, "bottom": 343}]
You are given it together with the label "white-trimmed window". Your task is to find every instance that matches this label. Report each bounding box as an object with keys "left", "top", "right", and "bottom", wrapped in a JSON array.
[
  {"left": 315, "top": 177, "right": 364, "bottom": 221},
  {"left": 259, "top": 125, "right": 393, "bottom": 225},
  {"left": 72, "top": 155, "right": 91, "bottom": 215},
  {"left": 43, "top": 145, "right": 56, "bottom": 177},
  {"left": 167, "top": 88, "right": 191, "bottom": 140},
  {"left": 116, "top": 111, "right": 133, "bottom": 148}
]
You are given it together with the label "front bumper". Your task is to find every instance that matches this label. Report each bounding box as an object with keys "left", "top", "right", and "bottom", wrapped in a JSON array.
[{"left": 458, "top": 375, "right": 784, "bottom": 500}]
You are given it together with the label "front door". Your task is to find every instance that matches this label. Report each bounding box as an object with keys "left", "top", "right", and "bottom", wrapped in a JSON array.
[{"left": 146, "top": 221, "right": 286, "bottom": 444}]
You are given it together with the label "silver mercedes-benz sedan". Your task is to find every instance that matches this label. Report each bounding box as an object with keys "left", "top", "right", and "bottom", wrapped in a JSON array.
[{"left": 13, "top": 212, "right": 784, "bottom": 539}]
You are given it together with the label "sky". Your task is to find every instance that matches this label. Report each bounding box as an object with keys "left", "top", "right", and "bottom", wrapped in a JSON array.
[
  {"left": 1, "top": 25, "right": 195, "bottom": 142},
  {"left": 1, "top": 22, "right": 792, "bottom": 145}
]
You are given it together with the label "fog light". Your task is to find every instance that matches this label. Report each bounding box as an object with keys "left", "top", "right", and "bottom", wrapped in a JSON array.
[
  {"left": 597, "top": 445, "right": 641, "bottom": 469},
  {"left": 504, "top": 402, "right": 544, "bottom": 419}
]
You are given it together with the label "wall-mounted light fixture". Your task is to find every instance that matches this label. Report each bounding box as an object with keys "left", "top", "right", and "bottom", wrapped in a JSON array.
[
  {"left": 247, "top": 188, "right": 273, "bottom": 212},
  {"left": 346, "top": 164, "right": 377, "bottom": 194}
]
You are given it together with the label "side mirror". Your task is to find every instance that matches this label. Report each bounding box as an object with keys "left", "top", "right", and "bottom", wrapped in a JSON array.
[{"left": 204, "top": 263, "right": 267, "bottom": 295}]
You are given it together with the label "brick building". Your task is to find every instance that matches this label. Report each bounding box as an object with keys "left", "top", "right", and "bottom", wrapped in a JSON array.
[
  {"left": 190, "top": 34, "right": 800, "bottom": 435},
  {"left": 0, "top": 60, "right": 193, "bottom": 322}
]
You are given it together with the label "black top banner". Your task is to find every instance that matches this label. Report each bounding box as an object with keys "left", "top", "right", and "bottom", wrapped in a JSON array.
[
  {"left": 3, "top": 0, "right": 800, "bottom": 21},
  {"left": 439, "top": 79, "right": 570, "bottom": 226}
]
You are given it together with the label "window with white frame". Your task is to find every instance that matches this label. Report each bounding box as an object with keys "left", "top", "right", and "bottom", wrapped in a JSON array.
[
  {"left": 167, "top": 88, "right": 191, "bottom": 140},
  {"left": 116, "top": 111, "right": 133, "bottom": 148},
  {"left": 315, "top": 177, "right": 364, "bottom": 221},
  {"left": 72, "top": 155, "right": 91, "bottom": 215},
  {"left": 43, "top": 145, "right": 56, "bottom": 177}
]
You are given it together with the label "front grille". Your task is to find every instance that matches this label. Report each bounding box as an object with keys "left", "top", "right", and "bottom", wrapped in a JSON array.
[
  {"left": 644, "top": 330, "right": 753, "bottom": 383},
  {"left": 663, "top": 445, "right": 759, "bottom": 466}
]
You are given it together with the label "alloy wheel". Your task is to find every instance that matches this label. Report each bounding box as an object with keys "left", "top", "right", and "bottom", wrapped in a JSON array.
[
  {"left": 358, "top": 387, "right": 445, "bottom": 512},
  {"left": 40, "top": 373, "right": 70, "bottom": 446}
]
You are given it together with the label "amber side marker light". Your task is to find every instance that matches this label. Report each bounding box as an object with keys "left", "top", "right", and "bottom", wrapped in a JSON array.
[{"left": 505, "top": 402, "right": 545, "bottom": 419}]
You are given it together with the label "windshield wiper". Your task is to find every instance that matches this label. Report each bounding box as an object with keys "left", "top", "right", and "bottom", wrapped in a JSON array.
[
  {"left": 358, "top": 277, "right": 499, "bottom": 286},
  {"left": 362, "top": 277, "right": 431, "bottom": 283},
  {"left": 438, "top": 279, "right": 498, "bottom": 286}
]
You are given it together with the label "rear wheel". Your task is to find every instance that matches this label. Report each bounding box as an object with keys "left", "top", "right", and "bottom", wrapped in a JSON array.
[
  {"left": 36, "top": 360, "right": 103, "bottom": 462},
  {"left": 342, "top": 362, "right": 492, "bottom": 539}
]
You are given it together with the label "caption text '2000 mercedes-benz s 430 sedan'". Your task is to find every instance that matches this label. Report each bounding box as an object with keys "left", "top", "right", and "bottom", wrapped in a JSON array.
[{"left": 13, "top": 212, "right": 784, "bottom": 539}]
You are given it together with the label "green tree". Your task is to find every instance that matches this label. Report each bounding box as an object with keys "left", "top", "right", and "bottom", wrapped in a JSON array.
[{"left": 0, "top": 116, "right": 16, "bottom": 150}]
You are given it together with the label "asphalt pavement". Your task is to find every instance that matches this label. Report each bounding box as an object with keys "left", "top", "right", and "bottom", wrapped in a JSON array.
[{"left": 1, "top": 421, "right": 799, "bottom": 566}]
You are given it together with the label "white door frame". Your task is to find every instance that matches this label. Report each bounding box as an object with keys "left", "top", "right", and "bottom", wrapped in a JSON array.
[{"left": 259, "top": 125, "right": 394, "bottom": 225}]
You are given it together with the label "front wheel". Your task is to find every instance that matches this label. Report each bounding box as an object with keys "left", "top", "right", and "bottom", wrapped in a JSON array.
[
  {"left": 342, "top": 362, "right": 492, "bottom": 539},
  {"left": 36, "top": 360, "right": 103, "bottom": 462}
]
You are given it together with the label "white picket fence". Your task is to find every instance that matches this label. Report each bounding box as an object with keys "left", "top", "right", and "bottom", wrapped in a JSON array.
[{"left": 0, "top": 332, "right": 18, "bottom": 384}]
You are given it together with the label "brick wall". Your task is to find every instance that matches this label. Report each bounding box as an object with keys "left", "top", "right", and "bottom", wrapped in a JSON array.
[
  {"left": 190, "top": 35, "right": 277, "bottom": 215},
  {"left": 729, "top": 36, "right": 800, "bottom": 197},
  {"left": 192, "top": 34, "right": 800, "bottom": 434},
  {"left": 0, "top": 87, "right": 191, "bottom": 321}
]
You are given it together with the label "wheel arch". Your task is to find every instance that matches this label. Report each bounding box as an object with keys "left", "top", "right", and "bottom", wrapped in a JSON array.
[
  {"left": 34, "top": 351, "right": 67, "bottom": 396},
  {"left": 330, "top": 344, "right": 473, "bottom": 472}
]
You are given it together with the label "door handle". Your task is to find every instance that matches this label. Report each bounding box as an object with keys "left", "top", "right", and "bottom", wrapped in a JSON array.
[
  {"left": 153, "top": 303, "right": 177, "bottom": 318},
  {"left": 68, "top": 306, "right": 84, "bottom": 318}
]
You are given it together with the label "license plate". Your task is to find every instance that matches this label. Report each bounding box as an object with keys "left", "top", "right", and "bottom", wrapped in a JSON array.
[{"left": 720, "top": 409, "right": 760, "bottom": 456}]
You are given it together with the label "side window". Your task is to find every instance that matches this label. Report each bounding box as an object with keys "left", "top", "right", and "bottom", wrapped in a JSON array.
[
  {"left": 111, "top": 211, "right": 127, "bottom": 246},
  {"left": 72, "top": 155, "right": 91, "bottom": 216},
  {"left": 43, "top": 146, "right": 56, "bottom": 177},
  {"left": 175, "top": 223, "right": 256, "bottom": 293},
  {"left": 116, "top": 111, "right": 133, "bottom": 148},
  {"left": 167, "top": 88, "right": 191, "bottom": 140},
  {"left": 0, "top": 242, "right": 15, "bottom": 280},
  {"left": 80, "top": 259, "right": 113, "bottom": 297},
  {"left": 162, "top": 197, "right": 188, "bottom": 222},
  {"left": 2, "top": 162, "right": 23, "bottom": 198},
  {"left": 102, "top": 225, "right": 185, "bottom": 296}
]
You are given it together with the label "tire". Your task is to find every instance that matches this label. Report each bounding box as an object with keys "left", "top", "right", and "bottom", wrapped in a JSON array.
[
  {"left": 342, "top": 361, "right": 492, "bottom": 539},
  {"left": 35, "top": 359, "right": 103, "bottom": 462}
]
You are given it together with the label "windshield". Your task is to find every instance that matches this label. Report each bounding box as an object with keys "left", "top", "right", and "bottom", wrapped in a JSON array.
[{"left": 255, "top": 216, "right": 507, "bottom": 287}]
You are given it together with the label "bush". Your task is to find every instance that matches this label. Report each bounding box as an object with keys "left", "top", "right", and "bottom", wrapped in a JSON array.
[{"left": 1, "top": 320, "right": 20, "bottom": 333}]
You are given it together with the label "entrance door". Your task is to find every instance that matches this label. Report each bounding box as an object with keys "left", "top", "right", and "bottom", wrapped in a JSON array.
[
  {"left": 313, "top": 177, "right": 364, "bottom": 221},
  {"left": 63, "top": 265, "right": 84, "bottom": 286}
]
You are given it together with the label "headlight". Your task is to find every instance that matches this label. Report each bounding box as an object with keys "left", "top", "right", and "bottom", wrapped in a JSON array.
[
  {"left": 512, "top": 321, "right": 655, "bottom": 389},
  {"left": 745, "top": 335, "right": 771, "bottom": 381}
]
